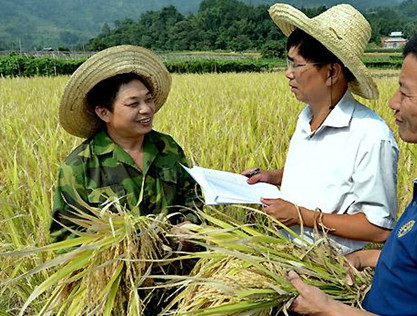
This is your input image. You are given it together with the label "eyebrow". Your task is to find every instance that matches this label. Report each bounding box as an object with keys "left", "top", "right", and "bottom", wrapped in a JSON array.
[
  {"left": 126, "top": 92, "right": 152, "bottom": 99},
  {"left": 399, "top": 81, "right": 412, "bottom": 94}
]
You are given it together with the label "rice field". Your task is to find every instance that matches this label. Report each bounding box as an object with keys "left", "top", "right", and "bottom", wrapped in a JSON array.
[{"left": 1, "top": 70, "right": 417, "bottom": 314}]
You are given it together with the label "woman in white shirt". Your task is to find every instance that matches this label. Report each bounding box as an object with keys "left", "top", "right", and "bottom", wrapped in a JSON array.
[{"left": 244, "top": 4, "right": 398, "bottom": 254}]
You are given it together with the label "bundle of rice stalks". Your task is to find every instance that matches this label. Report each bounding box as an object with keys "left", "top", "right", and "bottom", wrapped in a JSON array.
[
  {"left": 162, "top": 207, "right": 373, "bottom": 316},
  {"left": 0, "top": 197, "right": 177, "bottom": 316}
]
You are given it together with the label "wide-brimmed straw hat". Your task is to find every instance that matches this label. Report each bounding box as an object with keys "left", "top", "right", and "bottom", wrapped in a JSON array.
[
  {"left": 269, "top": 3, "right": 378, "bottom": 99},
  {"left": 60, "top": 45, "right": 171, "bottom": 138}
]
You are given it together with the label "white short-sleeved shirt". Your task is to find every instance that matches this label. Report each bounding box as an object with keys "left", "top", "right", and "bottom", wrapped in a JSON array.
[{"left": 281, "top": 91, "right": 398, "bottom": 254}]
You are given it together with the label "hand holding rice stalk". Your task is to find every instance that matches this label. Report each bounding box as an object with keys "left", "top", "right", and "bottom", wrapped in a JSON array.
[
  {"left": 161, "top": 207, "right": 373, "bottom": 316},
  {"left": 0, "top": 195, "right": 178, "bottom": 316}
]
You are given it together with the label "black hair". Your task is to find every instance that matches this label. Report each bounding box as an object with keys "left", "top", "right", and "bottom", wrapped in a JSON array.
[
  {"left": 86, "top": 72, "right": 148, "bottom": 114},
  {"left": 403, "top": 33, "right": 417, "bottom": 59},
  {"left": 287, "top": 28, "right": 355, "bottom": 82}
]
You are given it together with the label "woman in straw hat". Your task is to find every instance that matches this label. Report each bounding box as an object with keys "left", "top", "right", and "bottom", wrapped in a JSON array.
[
  {"left": 51, "top": 45, "right": 200, "bottom": 241},
  {"left": 286, "top": 33, "right": 417, "bottom": 316},
  {"left": 243, "top": 3, "right": 398, "bottom": 254}
]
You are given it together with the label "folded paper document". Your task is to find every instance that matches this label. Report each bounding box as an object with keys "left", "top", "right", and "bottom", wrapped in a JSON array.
[{"left": 181, "top": 164, "right": 281, "bottom": 205}]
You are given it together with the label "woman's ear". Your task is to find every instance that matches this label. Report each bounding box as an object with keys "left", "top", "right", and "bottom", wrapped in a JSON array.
[
  {"left": 326, "top": 63, "right": 343, "bottom": 86},
  {"left": 95, "top": 106, "right": 111, "bottom": 123}
]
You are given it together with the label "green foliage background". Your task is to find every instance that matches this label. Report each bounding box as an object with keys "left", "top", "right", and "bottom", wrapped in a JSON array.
[
  {"left": 0, "top": 0, "right": 413, "bottom": 51},
  {"left": 0, "top": 53, "right": 404, "bottom": 77},
  {"left": 86, "top": 0, "right": 417, "bottom": 53}
]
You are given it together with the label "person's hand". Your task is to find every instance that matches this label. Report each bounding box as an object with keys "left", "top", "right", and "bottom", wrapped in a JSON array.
[
  {"left": 241, "top": 169, "right": 281, "bottom": 185},
  {"left": 289, "top": 270, "right": 334, "bottom": 316},
  {"left": 344, "top": 251, "right": 362, "bottom": 285},
  {"left": 344, "top": 249, "right": 381, "bottom": 285},
  {"left": 171, "top": 221, "right": 194, "bottom": 252},
  {"left": 261, "top": 198, "right": 300, "bottom": 226},
  {"left": 345, "top": 250, "right": 366, "bottom": 270}
]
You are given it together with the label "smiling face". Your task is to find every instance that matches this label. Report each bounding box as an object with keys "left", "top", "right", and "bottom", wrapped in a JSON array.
[
  {"left": 389, "top": 54, "right": 417, "bottom": 143},
  {"left": 96, "top": 78, "right": 156, "bottom": 141},
  {"left": 285, "top": 46, "right": 329, "bottom": 106}
]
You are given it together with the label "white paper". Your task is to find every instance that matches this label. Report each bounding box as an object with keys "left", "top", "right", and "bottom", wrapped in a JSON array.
[{"left": 181, "top": 164, "right": 281, "bottom": 205}]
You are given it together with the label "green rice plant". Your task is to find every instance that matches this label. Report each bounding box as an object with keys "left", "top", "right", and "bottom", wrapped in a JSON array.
[
  {"left": 161, "top": 208, "right": 373, "bottom": 316},
  {"left": 1, "top": 195, "right": 176, "bottom": 316}
]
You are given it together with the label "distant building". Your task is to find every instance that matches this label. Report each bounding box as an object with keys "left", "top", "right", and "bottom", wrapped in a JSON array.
[{"left": 381, "top": 32, "right": 407, "bottom": 49}]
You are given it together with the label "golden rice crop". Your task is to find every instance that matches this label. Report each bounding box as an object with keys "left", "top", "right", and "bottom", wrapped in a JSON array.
[
  {"left": 0, "top": 70, "right": 415, "bottom": 315},
  {"left": 160, "top": 208, "right": 373, "bottom": 316},
  {"left": 1, "top": 196, "right": 176, "bottom": 316}
]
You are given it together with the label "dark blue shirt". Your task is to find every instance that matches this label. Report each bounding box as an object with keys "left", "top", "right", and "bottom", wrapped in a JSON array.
[{"left": 363, "top": 180, "right": 417, "bottom": 316}]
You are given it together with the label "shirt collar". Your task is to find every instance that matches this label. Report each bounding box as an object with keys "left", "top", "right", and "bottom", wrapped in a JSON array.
[
  {"left": 299, "top": 89, "right": 357, "bottom": 135},
  {"left": 142, "top": 131, "right": 160, "bottom": 174},
  {"left": 91, "top": 129, "right": 116, "bottom": 155},
  {"left": 90, "top": 129, "right": 162, "bottom": 174}
]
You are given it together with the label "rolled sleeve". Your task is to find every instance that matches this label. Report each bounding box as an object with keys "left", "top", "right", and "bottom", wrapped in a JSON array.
[{"left": 350, "top": 138, "right": 398, "bottom": 229}]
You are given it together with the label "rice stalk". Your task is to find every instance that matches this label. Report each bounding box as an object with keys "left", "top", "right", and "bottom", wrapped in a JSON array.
[
  {"left": 1, "top": 197, "right": 175, "bottom": 316},
  {"left": 163, "top": 208, "right": 373, "bottom": 316}
]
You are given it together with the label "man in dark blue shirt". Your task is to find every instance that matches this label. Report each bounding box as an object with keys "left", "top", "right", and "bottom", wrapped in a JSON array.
[{"left": 287, "top": 33, "right": 417, "bottom": 316}]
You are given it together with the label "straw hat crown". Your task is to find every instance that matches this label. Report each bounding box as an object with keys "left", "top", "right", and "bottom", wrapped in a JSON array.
[
  {"left": 269, "top": 3, "right": 378, "bottom": 99},
  {"left": 60, "top": 45, "right": 171, "bottom": 138}
]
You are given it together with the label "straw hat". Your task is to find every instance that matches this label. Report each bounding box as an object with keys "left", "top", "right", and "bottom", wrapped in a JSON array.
[
  {"left": 60, "top": 45, "right": 172, "bottom": 138},
  {"left": 269, "top": 3, "right": 378, "bottom": 99}
]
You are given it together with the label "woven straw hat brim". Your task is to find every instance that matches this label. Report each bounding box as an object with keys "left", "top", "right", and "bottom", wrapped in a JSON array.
[
  {"left": 269, "top": 3, "right": 378, "bottom": 100},
  {"left": 60, "top": 45, "right": 172, "bottom": 138}
]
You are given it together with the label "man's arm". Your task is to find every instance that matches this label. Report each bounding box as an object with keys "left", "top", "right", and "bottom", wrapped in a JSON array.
[
  {"left": 260, "top": 200, "right": 391, "bottom": 243},
  {"left": 288, "top": 271, "right": 379, "bottom": 316},
  {"left": 260, "top": 137, "right": 397, "bottom": 243}
]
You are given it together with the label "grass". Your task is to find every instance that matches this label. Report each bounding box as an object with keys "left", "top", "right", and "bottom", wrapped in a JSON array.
[{"left": 1, "top": 71, "right": 416, "bottom": 314}]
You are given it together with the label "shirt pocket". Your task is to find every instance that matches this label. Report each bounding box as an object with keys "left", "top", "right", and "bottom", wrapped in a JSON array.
[
  {"left": 159, "top": 166, "right": 178, "bottom": 184},
  {"left": 158, "top": 166, "right": 178, "bottom": 202},
  {"left": 87, "top": 183, "right": 126, "bottom": 206}
]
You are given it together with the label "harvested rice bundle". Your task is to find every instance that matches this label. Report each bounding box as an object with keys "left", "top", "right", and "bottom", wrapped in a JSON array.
[
  {"left": 171, "top": 256, "right": 286, "bottom": 316},
  {"left": 164, "top": 208, "right": 373, "bottom": 316},
  {"left": 0, "top": 197, "right": 176, "bottom": 316}
]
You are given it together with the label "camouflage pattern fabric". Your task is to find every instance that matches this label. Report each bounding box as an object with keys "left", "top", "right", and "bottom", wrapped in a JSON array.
[{"left": 51, "top": 129, "right": 201, "bottom": 241}]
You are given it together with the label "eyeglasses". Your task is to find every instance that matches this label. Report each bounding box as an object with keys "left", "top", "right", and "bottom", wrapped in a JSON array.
[{"left": 286, "top": 58, "right": 322, "bottom": 71}]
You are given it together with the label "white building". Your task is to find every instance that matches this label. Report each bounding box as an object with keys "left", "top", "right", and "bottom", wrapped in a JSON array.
[{"left": 382, "top": 32, "right": 407, "bottom": 49}]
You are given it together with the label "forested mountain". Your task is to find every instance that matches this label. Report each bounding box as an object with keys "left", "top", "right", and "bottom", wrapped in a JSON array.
[
  {"left": 0, "top": 0, "right": 201, "bottom": 50},
  {"left": 87, "top": 0, "right": 417, "bottom": 53},
  {"left": 0, "top": 0, "right": 408, "bottom": 50},
  {"left": 241, "top": 0, "right": 403, "bottom": 10}
]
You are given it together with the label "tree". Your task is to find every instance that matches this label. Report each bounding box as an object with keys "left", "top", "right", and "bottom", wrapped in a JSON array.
[
  {"left": 100, "top": 23, "right": 111, "bottom": 36},
  {"left": 261, "top": 39, "right": 286, "bottom": 58},
  {"left": 85, "top": 0, "right": 416, "bottom": 52}
]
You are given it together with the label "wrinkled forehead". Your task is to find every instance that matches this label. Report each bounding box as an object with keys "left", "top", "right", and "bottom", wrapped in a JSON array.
[{"left": 400, "top": 55, "right": 417, "bottom": 91}]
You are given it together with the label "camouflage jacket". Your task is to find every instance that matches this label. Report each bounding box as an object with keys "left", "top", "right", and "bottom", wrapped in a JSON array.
[{"left": 51, "top": 129, "right": 200, "bottom": 241}]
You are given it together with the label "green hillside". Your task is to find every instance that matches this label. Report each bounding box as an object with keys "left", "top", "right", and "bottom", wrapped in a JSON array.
[
  {"left": 241, "top": 0, "right": 402, "bottom": 10},
  {"left": 0, "top": 0, "right": 407, "bottom": 50},
  {"left": 0, "top": 0, "right": 201, "bottom": 50}
]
